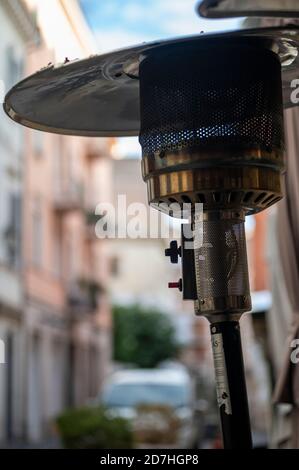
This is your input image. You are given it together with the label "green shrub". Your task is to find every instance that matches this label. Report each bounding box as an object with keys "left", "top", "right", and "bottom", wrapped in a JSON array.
[
  {"left": 56, "top": 406, "right": 134, "bottom": 449},
  {"left": 113, "top": 304, "right": 179, "bottom": 368}
]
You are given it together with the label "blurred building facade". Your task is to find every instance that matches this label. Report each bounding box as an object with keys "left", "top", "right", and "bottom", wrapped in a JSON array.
[
  {"left": 108, "top": 157, "right": 213, "bottom": 376},
  {"left": 0, "top": 1, "right": 284, "bottom": 449},
  {"left": 0, "top": 0, "right": 39, "bottom": 444},
  {"left": 108, "top": 157, "right": 187, "bottom": 312},
  {"left": 0, "top": 0, "right": 113, "bottom": 445}
]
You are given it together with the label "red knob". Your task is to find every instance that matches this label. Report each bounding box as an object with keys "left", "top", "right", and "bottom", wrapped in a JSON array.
[{"left": 168, "top": 279, "right": 182, "bottom": 291}]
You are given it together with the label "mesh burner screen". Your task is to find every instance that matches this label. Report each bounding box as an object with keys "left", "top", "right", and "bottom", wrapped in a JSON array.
[
  {"left": 139, "top": 40, "right": 284, "bottom": 157},
  {"left": 193, "top": 211, "right": 251, "bottom": 316}
]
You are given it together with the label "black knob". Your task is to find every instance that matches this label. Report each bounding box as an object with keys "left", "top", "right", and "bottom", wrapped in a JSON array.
[{"left": 165, "top": 240, "right": 181, "bottom": 264}]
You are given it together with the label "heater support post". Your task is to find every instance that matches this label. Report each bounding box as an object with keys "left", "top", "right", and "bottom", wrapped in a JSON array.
[{"left": 210, "top": 320, "right": 252, "bottom": 449}]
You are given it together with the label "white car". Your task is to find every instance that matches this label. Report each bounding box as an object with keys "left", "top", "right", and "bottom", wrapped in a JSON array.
[{"left": 100, "top": 368, "right": 199, "bottom": 448}]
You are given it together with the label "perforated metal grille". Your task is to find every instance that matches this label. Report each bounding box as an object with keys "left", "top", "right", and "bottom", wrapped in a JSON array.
[
  {"left": 194, "top": 216, "right": 250, "bottom": 302},
  {"left": 139, "top": 40, "right": 284, "bottom": 156}
]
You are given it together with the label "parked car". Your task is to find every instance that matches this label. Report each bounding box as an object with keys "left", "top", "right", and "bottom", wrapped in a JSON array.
[{"left": 99, "top": 368, "right": 199, "bottom": 448}]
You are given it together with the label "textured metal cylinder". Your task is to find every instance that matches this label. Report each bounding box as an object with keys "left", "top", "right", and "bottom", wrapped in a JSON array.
[{"left": 193, "top": 211, "right": 251, "bottom": 317}]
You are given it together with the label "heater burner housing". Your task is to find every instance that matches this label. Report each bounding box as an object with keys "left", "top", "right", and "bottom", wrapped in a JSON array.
[
  {"left": 139, "top": 38, "right": 285, "bottom": 317},
  {"left": 140, "top": 38, "right": 285, "bottom": 215}
]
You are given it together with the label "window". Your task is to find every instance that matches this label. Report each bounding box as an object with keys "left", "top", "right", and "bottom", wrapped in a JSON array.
[
  {"left": 102, "top": 382, "right": 190, "bottom": 408},
  {"left": 32, "top": 197, "right": 43, "bottom": 267},
  {"left": 32, "top": 130, "right": 44, "bottom": 157},
  {"left": 53, "top": 228, "right": 62, "bottom": 278},
  {"left": 4, "top": 194, "right": 21, "bottom": 268},
  {"left": 5, "top": 46, "right": 24, "bottom": 152},
  {"left": 6, "top": 46, "right": 23, "bottom": 90},
  {"left": 64, "top": 234, "right": 77, "bottom": 281},
  {"left": 110, "top": 256, "right": 119, "bottom": 277}
]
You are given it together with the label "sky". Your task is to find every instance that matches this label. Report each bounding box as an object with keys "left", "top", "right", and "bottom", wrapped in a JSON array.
[
  {"left": 79, "top": 2, "right": 255, "bottom": 233},
  {"left": 80, "top": 0, "right": 240, "bottom": 52},
  {"left": 80, "top": 0, "right": 240, "bottom": 158}
]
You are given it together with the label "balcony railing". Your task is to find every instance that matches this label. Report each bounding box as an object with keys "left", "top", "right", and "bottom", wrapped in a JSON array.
[
  {"left": 53, "top": 181, "right": 84, "bottom": 213},
  {"left": 85, "top": 210, "right": 105, "bottom": 239},
  {"left": 67, "top": 279, "right": 103, "bottom": 318},
  {"left": 84, "top": 140, "right": 108, "bottom": 161},
  {"left": 3, "top": 224, "right": 20, "bottom": 268}
]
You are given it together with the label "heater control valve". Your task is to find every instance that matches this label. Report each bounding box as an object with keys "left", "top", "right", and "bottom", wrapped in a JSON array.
[{"left": 165, "top": 240, "right": 181, "bottom": 264}]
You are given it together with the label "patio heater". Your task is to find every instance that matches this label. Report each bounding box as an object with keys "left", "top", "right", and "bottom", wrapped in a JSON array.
[{"left": 4, "top": 9, "right": 299, "bottom": 448}]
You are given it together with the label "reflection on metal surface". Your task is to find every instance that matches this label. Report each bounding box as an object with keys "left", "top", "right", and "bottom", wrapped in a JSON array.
[{"left": 143, "top": 163, "right": 283, "bottom": 215}]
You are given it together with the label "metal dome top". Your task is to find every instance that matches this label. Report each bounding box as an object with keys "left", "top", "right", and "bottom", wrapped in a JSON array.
[{"left": 4, "top": 25, "right": 299, "bottom": 137}]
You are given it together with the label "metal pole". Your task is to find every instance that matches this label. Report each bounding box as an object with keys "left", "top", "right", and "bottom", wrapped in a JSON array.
[{"left": 210, "top": 320, "right": 252, "bottom": 449}]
